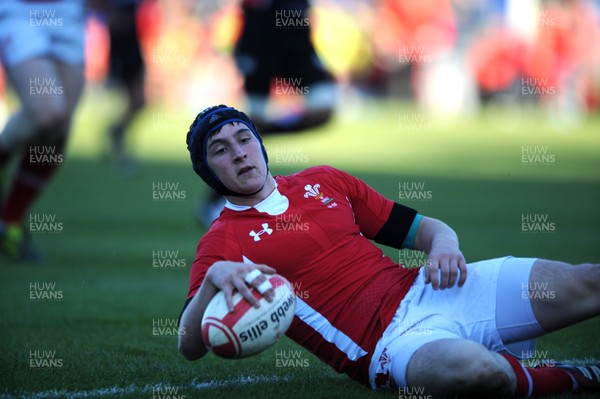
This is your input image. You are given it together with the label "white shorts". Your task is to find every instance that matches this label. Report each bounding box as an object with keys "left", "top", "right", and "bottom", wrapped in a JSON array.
[
  {"left": 369, "top": 256, "right": 546, "bottom": 389},
  {"left": 0, "top": 1, "right": 86, "bottom": 67}
]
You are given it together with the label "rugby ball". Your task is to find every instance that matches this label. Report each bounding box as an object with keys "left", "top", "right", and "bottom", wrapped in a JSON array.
[{"left": 201, "top": 274, "right": 296, "bottom": 359}]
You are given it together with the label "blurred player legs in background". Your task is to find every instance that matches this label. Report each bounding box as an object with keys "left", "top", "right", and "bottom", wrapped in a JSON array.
[
  {"left": 198, "top": 0, "right": 337, "bottom": 227},
  {"left": 101, "top": 0, "right": 146, "bottom": 178},
  {"left": 235, "top": 0, "right": 336, "bottom": 133},
  {"left": 0, "top": 1, "right": 86, "bottom": 262}
]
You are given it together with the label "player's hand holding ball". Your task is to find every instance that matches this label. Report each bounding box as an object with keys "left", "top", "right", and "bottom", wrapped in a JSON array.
[
  {"left": 205, "top": 261, "right": 277, "bottom": 311},
  {"left": 201, "top": 262, "right": 296, "bottom": 359}
]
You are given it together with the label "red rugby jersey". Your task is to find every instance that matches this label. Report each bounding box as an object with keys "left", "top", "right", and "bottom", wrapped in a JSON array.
[{"left": 186, "top": 165, "right": 420, "bottom": 385}]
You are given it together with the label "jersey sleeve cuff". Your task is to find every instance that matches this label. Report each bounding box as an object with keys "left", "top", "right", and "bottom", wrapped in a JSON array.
[{"left": 401, "top": 213, "right": 422, "bottom": 249}]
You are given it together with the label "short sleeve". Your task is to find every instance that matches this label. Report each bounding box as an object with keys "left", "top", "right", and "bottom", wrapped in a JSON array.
[{"left": 320, "top": 166, "right": 418, "bottom": 248}]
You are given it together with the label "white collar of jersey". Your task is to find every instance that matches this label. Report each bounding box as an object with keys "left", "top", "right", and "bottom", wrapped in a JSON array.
[{"left": 224, "top": 186, "right": 289, "bottom": 215}]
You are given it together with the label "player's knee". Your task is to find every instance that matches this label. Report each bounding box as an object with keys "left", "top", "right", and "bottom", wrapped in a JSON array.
[
  {"left": 456, "top": 356, "right": 513, "bottom": 393},
  {"left": 407, "top": 341, "right": 514, "bottom": 396},
  {"left": 424, "top": 356, "right": 513, "bottom": 396},
  {"left": 440, "top": 348, "right": 513, "bottom": 394}
]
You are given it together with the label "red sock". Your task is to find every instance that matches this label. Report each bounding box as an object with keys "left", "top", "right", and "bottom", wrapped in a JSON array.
[
  {"left": 0, "top": 145, "right": 64, "bottom": 225},
  {"left": 501, "top": 353, "right": 576, "bottom": 397}
]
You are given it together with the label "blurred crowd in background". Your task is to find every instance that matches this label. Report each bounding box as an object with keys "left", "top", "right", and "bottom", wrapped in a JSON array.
[
  {"left": 1, "top": 0, "right": 599, "bottom": 122},
  {"left": 0, "top": 0, "right": 598, "bottom": 261},
  {"left": 77, "top": 0, "right": 600, "bottom": 117}
]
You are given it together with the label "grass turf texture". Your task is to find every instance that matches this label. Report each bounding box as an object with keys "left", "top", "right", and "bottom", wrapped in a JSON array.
[{"left": 0, "top": 92, "right": 599, "bottom": 398}]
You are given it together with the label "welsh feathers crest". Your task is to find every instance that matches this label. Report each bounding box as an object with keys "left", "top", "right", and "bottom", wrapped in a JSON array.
[
  {"left": 304, "top": 183, "right": 337, "bottom": 208},
  {"left": 304, "top": 184, "right": 322, "bottom": 199}
]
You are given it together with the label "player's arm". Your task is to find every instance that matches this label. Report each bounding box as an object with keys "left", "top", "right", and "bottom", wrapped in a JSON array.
[
  {"left": 178, "top": 278, "right": 218, "bottom": 360},
  {"left": 322, "top": 166, "right": 466, "bottom": 290},
  {"left": 178, "top": 261, "right": 276, "bottom": 361},
  {"left": 413, "top": 216, "right": 467, "bottom": 290}
]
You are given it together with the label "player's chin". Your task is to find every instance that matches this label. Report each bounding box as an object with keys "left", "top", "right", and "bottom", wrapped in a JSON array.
[
  {"left": 224, "top": 184, "right": 256, "bottom": 197},
  {"left": 235, "top": 177, "right": 264, "bottom": 194}
]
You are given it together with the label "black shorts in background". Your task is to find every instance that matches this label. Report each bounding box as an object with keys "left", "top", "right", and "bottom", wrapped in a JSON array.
[{"left": 235, "top": 0, "right": 333, "bottom": 95}]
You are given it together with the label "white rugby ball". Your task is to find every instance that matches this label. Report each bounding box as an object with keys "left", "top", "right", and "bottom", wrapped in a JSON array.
[{"left": 201, "top": 274, "right": 296, "bottom": 359}]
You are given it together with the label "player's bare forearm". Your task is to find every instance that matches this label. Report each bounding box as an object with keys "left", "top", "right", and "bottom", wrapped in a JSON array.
[
  {"left": 413, "top": 216, "right": 467, "bottom": 289},
  {"left": 178, "top": 282, "right": 218, "bottom": 361},
  {"left": 413, "top": 216, "right": 458, "bottom": 253}
]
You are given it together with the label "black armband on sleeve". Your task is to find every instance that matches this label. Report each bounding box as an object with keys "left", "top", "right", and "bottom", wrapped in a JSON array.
[{"left": 373, "top": 202, "right": 418, "bottom": 249}]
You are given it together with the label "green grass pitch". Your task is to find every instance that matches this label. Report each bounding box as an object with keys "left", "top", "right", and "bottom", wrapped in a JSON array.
[{"left": 0, "top": 92, "right": 599, "bottom": 398}]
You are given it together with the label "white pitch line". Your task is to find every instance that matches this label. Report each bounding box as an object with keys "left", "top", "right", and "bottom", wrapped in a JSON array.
[
  {"left": 0, "top": 375, "right": 294, "bottom": 399},
  {"left": 3, "top": 360, "right": 600, "bottom": 399},
  {"left": 557, "top": 357, "right": 600, "bottom": 366}
]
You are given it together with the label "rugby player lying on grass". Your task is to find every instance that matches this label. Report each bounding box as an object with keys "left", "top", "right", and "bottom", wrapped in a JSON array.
[{"left": 179, "top": 105, "right": 600, "bottom": 397}]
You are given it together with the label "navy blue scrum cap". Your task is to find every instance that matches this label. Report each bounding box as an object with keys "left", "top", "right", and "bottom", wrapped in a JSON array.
[{"left": 186, "top": 105, "right": 268, "bottom": 196}]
